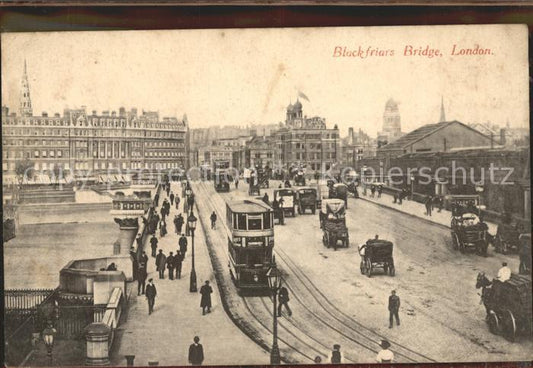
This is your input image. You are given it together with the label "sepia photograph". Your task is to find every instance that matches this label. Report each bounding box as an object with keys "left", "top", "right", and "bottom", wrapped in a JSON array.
[{"left": 2, "top": 23, "right": 531, "bottom": 367}]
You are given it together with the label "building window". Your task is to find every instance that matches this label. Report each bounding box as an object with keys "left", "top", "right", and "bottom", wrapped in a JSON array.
[
  {"left": 58, "top": 150, "right": 62, "bottom": 158},
  {"left": 42, "top": 150, "right": 47, "bottom": 157},
  {"left": 50, "top": 151, "right": 55, "bottom": 157},
  {"left": 34, "top": 150, "right": 39, "bottom": 158}
]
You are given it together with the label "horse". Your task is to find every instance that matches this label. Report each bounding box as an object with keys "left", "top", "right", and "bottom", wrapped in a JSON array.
[{"left": 476, "top": 272, "right": 493, "bottom": 317}]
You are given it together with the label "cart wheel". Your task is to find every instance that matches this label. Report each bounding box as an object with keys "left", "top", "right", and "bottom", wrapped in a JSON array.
[
  {"left": 502, "top": 310, "right": 517, "bottom": 342},
  {"left": 451, "top": 232, "right": 459, "bottom": 250},
  {"left": 488, "top": 311, "right": 501, "bottom": 335}
]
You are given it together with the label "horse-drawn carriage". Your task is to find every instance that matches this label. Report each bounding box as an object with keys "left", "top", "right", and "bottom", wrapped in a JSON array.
[
  {"left": 329, "top": 183, "right": 349, "bottom": 208},
  {"left": 450, "top": 195, "right": 489, "bottom": 256},
  {"left": 477, "top": 272, "right": 532, "bottom": 342},
  {"left": 319, "top": 199, "right": 349, "bottom": 250},
  {"left": 273, "top": 188, "right": 297, "bottom": 217},
  {"left": 359, "top": 239, "right": 395, "bottom": 277},
  {"left": 294, "top": 171, "right": 306, "bottom": 186},
  {"left": 296, "top": 187, "right": 317, "bottom": 214}
]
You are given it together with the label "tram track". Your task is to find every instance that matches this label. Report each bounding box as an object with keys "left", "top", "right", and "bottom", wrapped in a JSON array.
[{"left": 197, "top": 181, "right": 436, "bottom": 363}]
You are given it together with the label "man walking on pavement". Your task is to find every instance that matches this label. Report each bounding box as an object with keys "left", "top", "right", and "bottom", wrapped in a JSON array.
[
  {"left": 278, "top": 285, "right": 292, "bottom": 317},
  {"left": 175, "top": 195, "right": 180, "bottom": 210},
  {"left": 167, "top": 252, "right": 175, "bottom": 280},
  {"left": 210, "top": 211, "right": 217, "bottom": 230},
  {"left": 150, "top": 235, "right": 158, "bottom": 257},
  {"left": 388, "top": 290, "right": 400, "bottom": 328},
  {"left": 200, "top": 280, "right": 213, "bottom": 315},
  {"left": 425, "top": 196, "right": 433, "bottom": 216},
  {"left": 188, "top": 336, "right": 204, "bottom": 366},
  {"left": 179, "top": 233, "right": 188, "bottom": 258},
  {"left": 137, "top": 261, "right": 147, "bottom": 295},
  {"left": 139, "top": 251, "right": 148, "bottom": 267},
  {"left": 156, "top": 249, "right": 167, "bottom": 279},
  {"left": 145, "top": 278, "right": 157, "bottom": 315},
  {"left": 174, "top": 250, "right": 183, "bottom": 279},
  {"left": 170, "top": 192, "right": 175, "bottom": 205}
]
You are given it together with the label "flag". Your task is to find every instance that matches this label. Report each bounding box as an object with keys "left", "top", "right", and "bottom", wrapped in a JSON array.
[{"left": 298, "top": 91, "right": 310, "bottom": 102}]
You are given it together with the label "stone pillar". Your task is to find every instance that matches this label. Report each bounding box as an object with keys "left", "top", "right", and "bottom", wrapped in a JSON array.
[
  {"left": 113, "top": 218, "right": 139, "bottom": 256},
  {"left": 85, "top": 323, "right": 111, "bottom": 366}
]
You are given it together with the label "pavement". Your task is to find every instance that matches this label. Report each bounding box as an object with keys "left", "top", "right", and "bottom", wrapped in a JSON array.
[
  {"left": 111, "top": 181, "right": 268, "bottom": 366},
  {"left": 358, "top": 190, "right": 498, "bottom": 234}
]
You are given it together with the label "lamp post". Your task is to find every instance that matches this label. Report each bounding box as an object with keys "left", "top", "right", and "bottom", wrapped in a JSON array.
[
  {"left": 266, "top": 267, "right": 282, "bottom": 365},
  {"left": 42, "top": 321, "right": 56, "bottom": 365},
  {"left": 188, "top": 211, "right": 198, "bottom": 292}
]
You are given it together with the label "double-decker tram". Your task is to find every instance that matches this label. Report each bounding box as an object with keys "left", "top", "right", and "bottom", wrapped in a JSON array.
[{"left": 226, "top": 200, "right": 275, "bottom": 291}]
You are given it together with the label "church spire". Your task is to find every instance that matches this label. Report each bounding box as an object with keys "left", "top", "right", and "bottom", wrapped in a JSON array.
[
  {"left": 20, "top": 59, "right": 33, "bottom": 117},
  {"left": 439, "top": 96, "right": 446, "bottom": 123}
]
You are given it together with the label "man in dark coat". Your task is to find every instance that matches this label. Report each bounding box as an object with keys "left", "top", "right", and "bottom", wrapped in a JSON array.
[
  {"left": 154, "top": 193, "right": 160, "bottom": 208},
  {"left": 145, "top": 278, "right": 157, "bottom": 315},
  {"left": 167, "top": 252, "right": 175, "bottom": 280},
  {"left": 156, "top": 249, "right": 167, "bottom": 279},
  {"left": 425, "top": 196, "right": 433, "bottom": 216},
  {"left": 199, "top": 280, "right": 213, "bottom": 315},
  {"left": 139, "top": 251, "right": 149, "bottom": 270},
  {"left": 150, "top": 235, "right": 158, "bottom": 257},
  {"left": 130, "top": 246, "right": 139, "bottom": 281},
  {"left": 137, "top": 261, "right": 147, "bottom": 295},
  {"left": 170, "top": 192, "right": 175, "bottom": 205},
  {"left": 210, "top": 211, "right": 217, "bottom": 230},
  {"left": 174, "top": 250, "right": 183, "bottom": 279},
  {"left": 188, "top": 336, "right": 204, "bottom": 365},
  {"left": 277, "top": 286, "right": 292, "bottom": 317},
  {"left": 388, "top": 290, "right": 400, "bottom": 328},
  {"left": 179, "top": 234, "right": 188, "bottom": 258},
  {"left": 175, "top": 195, "right": 181, "bottom": 210},
  {"left": 176, "top": 214, "right": 184, "bottom": 234}
]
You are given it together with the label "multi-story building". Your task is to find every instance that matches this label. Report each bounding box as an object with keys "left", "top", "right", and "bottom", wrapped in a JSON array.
[
  {"left": 245, "top": 135, "right": 275, "bottom": 168},
  {"left": 377, "top": 98, "right": 404, "bottom": 147},
  {"left": 341, "top": 127, "right": 377, "bottom": 168},
  {"left": 1, "top": 62, "right": 188, "bottom": 181},
  {"left": 273, "top": 99, "right": 340, "bottom": 171},
  {"left": 197, "top": 144, "right": 234, "bottom": 168}
]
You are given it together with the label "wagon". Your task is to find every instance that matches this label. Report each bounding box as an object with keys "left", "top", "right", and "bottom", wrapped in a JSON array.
[
  {"left": 296, "top": 187, "right": 317, "bottom": 214},
  {"left": 359, "top": 239, "right": 395, "bottom": 277},
  {"left": 330, "top": 183, "right": 348, "bottom": 208},
  {"left": 274, "top": 188, "right": 297, "bottom": 217},
  {"left": 450, "top": 196, "right": 489, "bottom": 256},
  {"left": 481, "top": 273, "right": 532, "bottom": 342},
  {"left": 320, "top": 199, "right": 349, "bottom": 250},
  {"left": 494, "top": 223, "right": 521, "bottom": 254}
]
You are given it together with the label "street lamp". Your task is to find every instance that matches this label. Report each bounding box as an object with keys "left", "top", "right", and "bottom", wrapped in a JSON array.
[
  {"left": 42, "top": 321, "right": 57, "bottom": 365},
  {"left": 266, "top": 267, "right": 282, "bottom": 365},
  {"left": 188, "top": 211, "right": 198, "bottom": 292}
]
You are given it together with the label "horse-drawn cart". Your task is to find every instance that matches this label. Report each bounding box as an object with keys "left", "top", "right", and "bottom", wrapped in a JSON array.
[
  {"left": 477, "top": 273, "right": 532, "bottom": 342},
  {"left": 319, "top": 199, "right": 349, "bottom": 250},
  {"left": 450, "top": 195, "right": 489, "bottom": 256},
  {"left": 359, "top": 239, "right": 395, "bottom": 277}
]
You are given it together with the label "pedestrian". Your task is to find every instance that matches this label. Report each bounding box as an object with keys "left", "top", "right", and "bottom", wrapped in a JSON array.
[
  {"left": 330, "top": 344, "right": 342, "bottom": 364},
  {"left": 154, "top": 193, "right": 160, "bottom": 207},
  {"left": 388, "top": 290, "right": 400, "bottom": 328},
  {"left": 210, "top": 211, "right": 217, "bottom": 230},
  {"left": 177, "top": 214, "right": 184, "bottom": 234},
  {"left": 175, "top": 195, "right": 181, "bottom": 210},
  {"left": 200, "top": 280, "right": 213, "bottom": 315},
  {"left": 170, "top": 192, "right": 175, "bottom": 205},
  {"left": 136, "top": 233, "right": 143, "bottom": 249},
  {"left": 174, "top": 250, "right": 183, "bottom": 279},
  {"left": 188, "top": 336, "right": 204, "bottom": 366},
  {"left": 376, "top": 340, "right": 394, "bottom": 363},
  {"left": 139, "top": 251, "right": 148, "bottom": 267},
  {"left": 393, "top": 193, "right": 397, "bottom": 204},
  {"left": 174, "top": 215, "right": 180, "bottom": 234},
  {"left": 150, "top": 235, "right": 158, "bottom": 257},
  {"left": 497, "top": 261, "right": 511, "bottom": 282},
  {"left": 160, "top": 220, "right": 167, "bottom": 237},
  {"left": 179, "top": 233, "right": 188, "bottom": 258},
  {"left": 277, "top": 286, "right": 292, "bottom": 317},
  {"left": 370, "top": 185, "right": 376, "bottom": 198},
  {"left": 156, "top": 249, "right": 167, "bottom": 279},
  {"left": 437, "top": 196, "right": 444, "bottom": 212},
  {"left": 235, "top": 177, "right": 239, "bottom": 189},
  {"left": 137, "top": 262, "right": 147, "bottom": 295},
  {"left": 262, "top": 193, "right": 269, "bottom": 205},
  {"left": 167, "top": 252, "right": 175, "bottom": 280},
  {"left": 425, "top": 196, "right": 433, "bottom": 216},
  {"left": 145, "top": 278, "right": 157, "bottom": 315},
  {"left": 377, "top": 185, "right": 382, "bottom": 198}
]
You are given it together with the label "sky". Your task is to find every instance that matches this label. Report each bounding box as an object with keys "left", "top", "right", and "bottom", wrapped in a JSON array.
[{"left": 1, "top": 25, "right": 529, "bottom": 137}]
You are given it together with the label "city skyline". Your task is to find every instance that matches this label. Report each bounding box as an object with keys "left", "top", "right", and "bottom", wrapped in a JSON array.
[{"left": 2, "top": 25, "right": 528, "bottom": 137}]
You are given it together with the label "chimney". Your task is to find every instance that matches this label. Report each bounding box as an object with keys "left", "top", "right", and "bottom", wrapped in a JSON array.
[
  {"left": 42, "top": 112, "right": 48, "bottom": 117},
  {"left": 92, "top": 110, "right": 97, "bottom": 115},
  {"left": 348, "top": 127, "right": 354, "bottom": 145},
  {"left": 111, "top": 111, "right": 116, "bottom": 117},
  {"left": 119, "top": 107, "right": 126, "bottom": 117},
  {"left": 54, "top": 113, "right": 60, "bottom": 117},
  {"left": 103, "top": 111, "right": 109, "bottom": 116},
  {"left": 500, "top": 128, "right": 507, "bottom": 146}
]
